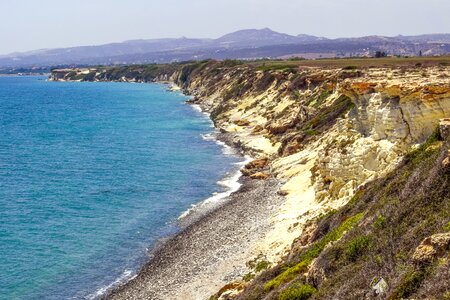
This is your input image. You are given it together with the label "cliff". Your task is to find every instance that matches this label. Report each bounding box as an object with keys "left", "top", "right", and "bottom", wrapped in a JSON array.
[{"left": 50, "top": 59, "right": 450, "bottom": 299}]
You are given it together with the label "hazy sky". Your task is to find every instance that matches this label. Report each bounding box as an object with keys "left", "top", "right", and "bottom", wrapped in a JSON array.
[{"left": 1, "top": 0, "right": 449, "bottom": 55}]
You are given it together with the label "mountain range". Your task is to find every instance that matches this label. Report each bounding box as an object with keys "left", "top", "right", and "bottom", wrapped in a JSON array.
[{"left": 1, "top": 28, "right": 450, "bottom": 68}]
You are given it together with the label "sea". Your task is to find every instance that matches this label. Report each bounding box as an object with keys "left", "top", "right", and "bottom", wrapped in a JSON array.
[{"left": 0, "top": 76, "right": 244, "bottom": 299}]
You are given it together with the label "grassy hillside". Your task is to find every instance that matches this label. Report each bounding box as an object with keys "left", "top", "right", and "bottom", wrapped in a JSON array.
[{"left": 226, "top": 128, "right": 450, "bottom": 300}]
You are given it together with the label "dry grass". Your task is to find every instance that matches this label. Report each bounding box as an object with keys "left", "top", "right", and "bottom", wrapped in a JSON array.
[{"left": 247, "top": 56, "right": 450, "bottom": 69}]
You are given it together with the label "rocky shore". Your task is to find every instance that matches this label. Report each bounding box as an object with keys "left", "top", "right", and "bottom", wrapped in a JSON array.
[
  {"left": 104, "top": 98, "right": 284, "bottom": 300},
  {"left": 107, "top": 176, "right": 283, "bottom": 300}
]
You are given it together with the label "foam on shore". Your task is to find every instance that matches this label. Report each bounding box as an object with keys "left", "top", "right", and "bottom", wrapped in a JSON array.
[
  {"left": 93, "top": 100, "right": 249, "bottom": 299},
  {"left": 178, "top": 132, "right": 251, "bottom": 220},
  {"left": 88, "top": 270, "right": 136, "bottom": 300}
]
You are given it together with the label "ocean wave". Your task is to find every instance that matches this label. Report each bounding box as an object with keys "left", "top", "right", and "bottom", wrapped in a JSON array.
[
  {"left": 191, "top": 104, "right": 210, "bottom": 117},
  {"left": 91, "top": 97, "right": 249, "bottom": 298},
  {"left": 201, "top": 133, "right": 239, "bottom": 156},
  {"left": 87, "top": 269, "right": 136, "bottom": 300},
  {"left": 178, "top": 154, "right": 251, "bottom": 220}
]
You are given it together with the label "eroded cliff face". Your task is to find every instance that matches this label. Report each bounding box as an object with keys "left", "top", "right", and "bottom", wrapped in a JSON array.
[
  {"left": 169, "top": 63, "right": 450, "bottom": 266},
  {"left": 50, "top": 62, "right": 450, "bottom": 298}
]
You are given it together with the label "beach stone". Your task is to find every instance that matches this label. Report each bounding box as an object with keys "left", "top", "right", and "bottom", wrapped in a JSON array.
[
  {"left": 241, "top": 158, "right": 270, "bottom": 178},
  {"left": 245, "top": 157, "right": 269, "bottom": 169},
  {"left": 250, "top": 172, "right": 270, "bottom": 180}
]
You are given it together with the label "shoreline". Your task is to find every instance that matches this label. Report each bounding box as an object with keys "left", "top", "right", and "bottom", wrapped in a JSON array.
[
  {"left": 90, "top": 129, "right": 250, "bottom": 300},
  {"left": 101, "top": 87, "right": 284, "bottom": 300},
  {"left": 106, "top": 176, "right": 283, "bottom": 300}
]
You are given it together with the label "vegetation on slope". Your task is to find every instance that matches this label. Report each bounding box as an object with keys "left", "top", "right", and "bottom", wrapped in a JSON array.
[
  {"left": 234, "top": 128, "right": 450, "bottom": 300},
  {"left": 51, "top": 56, "right": 450, "bottom": 83}
]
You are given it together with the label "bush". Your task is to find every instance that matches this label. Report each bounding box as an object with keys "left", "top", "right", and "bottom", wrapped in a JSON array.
[
  {"left": 243, "top": 272, "right": 255, "bottom": 282},
  {"left": 345, "top": 236, "right": 371, "bottom": 261},
  {"left": 342, "top": 65, "right": 358, "bottom": 70},
  {"left": 257, "top": 64, "right": 296, "bottom": 72},
  {"left": 264, "top": 213, "right": 364, "bottom": 290},
  {"left": 389, "top": 268, "right": 428, "bottom": 300},
  {"left": 279, "top": 283, "right": 316, "bottom": 300},
  {"left": 374, "top": 215, "right": 386, "bottom": 229},
  {"left": 255, "top": 260, "right": 271, "bottom": 272},
  {"left": 443, "top": 221, "right": 450, "bottom": 232}
]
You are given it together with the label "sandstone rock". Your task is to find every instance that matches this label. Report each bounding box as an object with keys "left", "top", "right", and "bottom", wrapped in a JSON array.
[
  {"left": 215, "top": 281, "right": 246, "bottom": 300},
  {"left": 233, "top": 119, "right": 250, "bottom": 126},
  {"left": 241, "top": 158, "right": 270, "bottom": 178},
  {"left": 240, "top": 168, "right": 252, "bottom": 176},
  {"left": 245, "top": 158, "right": 269, "bottom": 170},
  {"left": 251, "top": 125, "right": 264, "bottom": 134},
  {"left": 282, "top": 141, "right": 304, "bottom": 157},
  {"left": 250, "top": 172, "right": 270, "bottom": 180},
  {"left": 266, "top": 123, "right": 291, "bottom": 135},
  {"left": 442, "top": 150, "right": 450, "bottom": 169},
  {"left": 412, "top": 232, "right": 450, "bottom": 263}
]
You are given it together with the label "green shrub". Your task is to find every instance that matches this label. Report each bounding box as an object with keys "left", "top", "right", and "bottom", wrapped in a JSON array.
[
  {"left": 342, "top": 65, "right": 358, "bottom": 70},
  {"left": 346, "top": 189, "right": 364, "bottom": 208},
  {"left": 221, "top": 59, "right": 244, "bottom": 67},
  {"left": 255, "top": 260, "right": 271, "bottom": 272},
  {"left": 243, "top": 272, "right": 255, "bottom": 282},
  {"left": 443, "top": 221, "right": 450, "bottom": 232},
  {"left": 443, "top": 291, "right": 450, "bottom": 300},
  {"left": 246, "top": 254, "right": 270, "bottom": 272},
  {"left": 279, "top": 283, "right": 316, "bottom": 300},
  {"left": 257, "top": 64, "right": 296, "bottom": 72},
  {"left": 374, "top": 215, "right": 386, "bottom": 229},
  {"left": 389, "top": 268, "right": 428, "bottom": 300},
  {"left": 345, "top": 236, "right": 371, "bottom": 261},
  {"left": 405, "top": 126, "right": 442, "bottom": 163},
  {"left": 265, "top": 213, "right": 364, "bottom": 290}
]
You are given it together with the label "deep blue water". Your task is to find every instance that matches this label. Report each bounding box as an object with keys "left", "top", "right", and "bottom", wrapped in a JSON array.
[{"left": 0, "top": 76, "right": 241, "bottom": 299}]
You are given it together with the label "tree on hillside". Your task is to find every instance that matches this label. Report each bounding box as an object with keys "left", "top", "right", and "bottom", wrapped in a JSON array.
[{"left": 375, "top": 51, "right": 387, "bottom": 58}]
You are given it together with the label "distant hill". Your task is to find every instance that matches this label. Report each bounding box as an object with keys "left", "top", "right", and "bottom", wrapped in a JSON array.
[
  {"left": 215, "top": 28, "right": 302, "bottom": 48},
  {"left": 1, "top": 28, "right": 449, "bottom": 68}
]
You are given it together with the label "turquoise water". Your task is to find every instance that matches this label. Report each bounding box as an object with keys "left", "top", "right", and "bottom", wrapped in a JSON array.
[{"left": 0, "top": 76, "right": 242, "bottom": 299}]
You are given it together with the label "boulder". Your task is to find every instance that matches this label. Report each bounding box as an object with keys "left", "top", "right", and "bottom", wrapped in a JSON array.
[
  {"left": 240, "top": 158, "right": 270, "bottom": 179},
  {"left": 412, "top": 232, "right": 450, "bottom": 263},
  {"left": 442, "top": 150, "right": 450, "bottom": 169},
  {"left": 371, "top": 277, "right": 389, "bottom": 296},
  {"left": 249, "top": 172, "right": 270, "bottom": 180},
  {"left": 245, "top": 157, "right": 269, "bottom": 170}
]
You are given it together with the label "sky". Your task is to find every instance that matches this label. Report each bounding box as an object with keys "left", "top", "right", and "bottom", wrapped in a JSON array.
[{"left": 0, "top": 0, "right": 449, "bottom": 55}]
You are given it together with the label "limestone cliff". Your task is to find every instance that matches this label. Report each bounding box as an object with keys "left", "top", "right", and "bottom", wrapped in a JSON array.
[
  {"left": 50, "top": 60, "right": 450, "bottom": 299},
  {"left": 169, "top": 62, "right": 450, "bottom": 269}
]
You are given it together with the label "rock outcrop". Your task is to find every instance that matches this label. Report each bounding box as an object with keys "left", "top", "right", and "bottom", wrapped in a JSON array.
[{"left": 413, "top": 233, "right": 450, "bottom": 263}]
